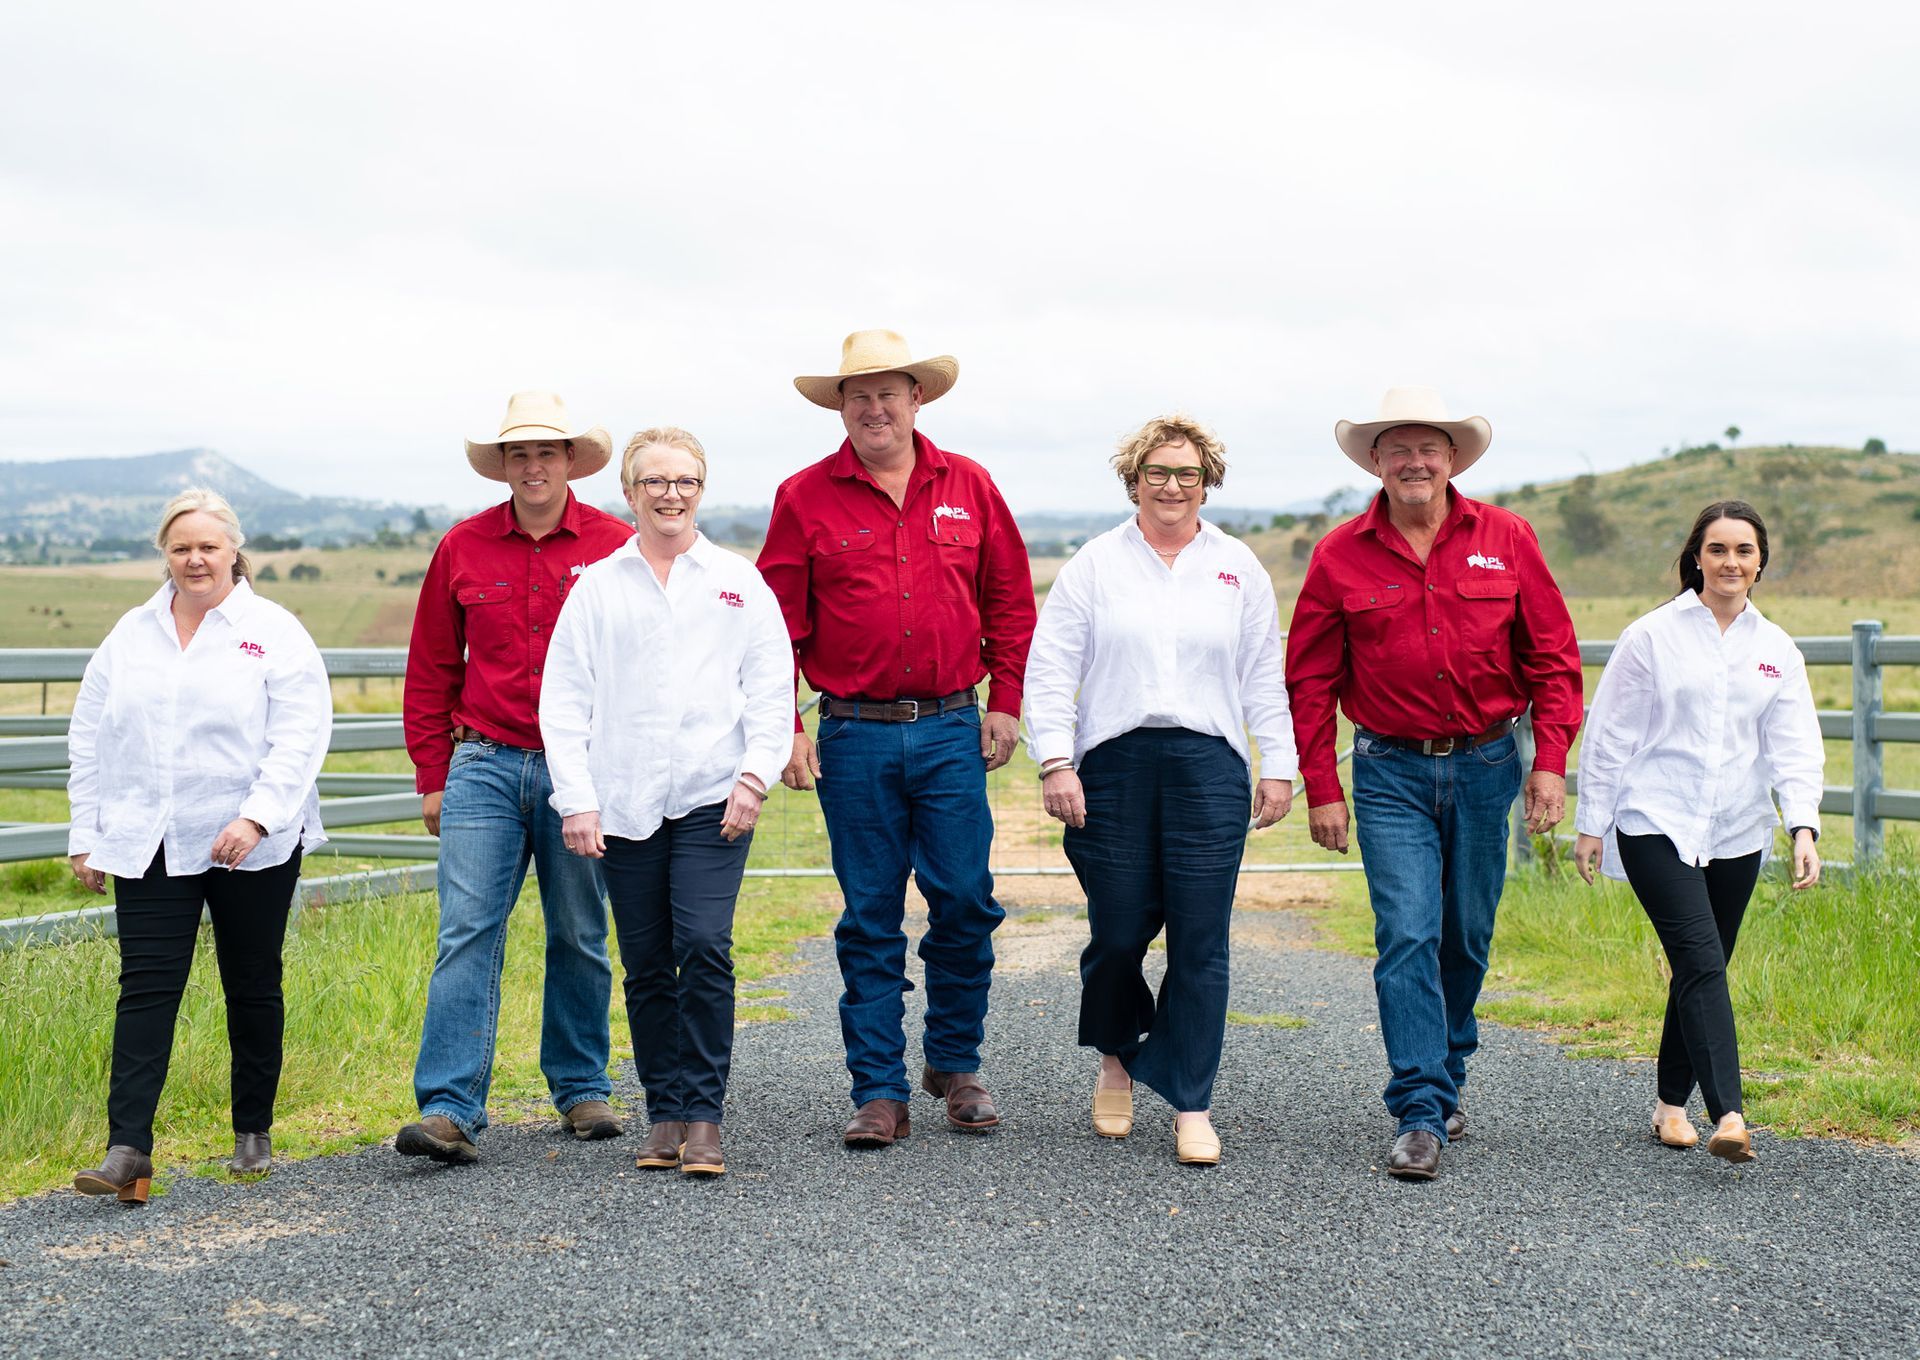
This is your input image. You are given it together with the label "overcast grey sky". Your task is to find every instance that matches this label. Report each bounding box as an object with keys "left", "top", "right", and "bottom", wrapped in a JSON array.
[{"left": 4, "top": 1, "right": 1916, "bottom": 516}]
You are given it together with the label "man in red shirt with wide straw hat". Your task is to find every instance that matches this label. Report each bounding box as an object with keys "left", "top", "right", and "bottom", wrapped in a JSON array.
[
  {"left": 1285, "top": 386, "right": 1582, "bottom": 1182},
  {"left": 396, "top": 392, "right": 633, "bottom": 1164},
  {"left": 758, "top": 330, "right": 1036, "bottom": 1148}
]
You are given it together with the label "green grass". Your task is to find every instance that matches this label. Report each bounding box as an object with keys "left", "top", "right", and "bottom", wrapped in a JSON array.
[
  {"left": 1315, "top": 859, "right": 1920, "bottom": 1142},
  {"left": 0, "top": 875, "right": 842, "bottom": 1200},
  {"left": 1226, "top": 1011, "right": 1310, "bottom": 1028}
]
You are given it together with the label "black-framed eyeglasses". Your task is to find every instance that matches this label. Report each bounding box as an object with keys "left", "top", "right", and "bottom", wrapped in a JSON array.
[
  {"left": 1140, "top": 465, "right": 1204, "bottom": 488},
  {"left": 635, "top": 476, "right": 705, "bottom": 497}
]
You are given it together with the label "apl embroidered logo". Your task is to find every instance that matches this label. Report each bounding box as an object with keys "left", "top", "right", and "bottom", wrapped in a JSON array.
[
  {"left": 237, "top": 641, "right": 265, "bottom": 658},
  {"left": 1757, "top": 662, "right": 1782, "bottom": 679},
  {"left": 1465, "top": 553, "right": 1508, "bottom": 571},
  {"left": 718, "top": 590, "right": 745, "bottom": 609},
  {"left": 933, "top": 504, "right": 971, "bottom": 522},
  {"left": 1217, "top": 572, "right": 1241, "bottom": 589}
]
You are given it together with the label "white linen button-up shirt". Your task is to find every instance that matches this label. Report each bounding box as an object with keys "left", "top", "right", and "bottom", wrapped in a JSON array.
[
  {"left": 67, "top": 578, "right": 332, "bottom": 878},
  {"left": 1575, "top": 591, "right": 1823, "bottom": 878},
  {"left": 1024, "top": 517, "right": 1297, "bottom": 779},
  {"left": 540, "top": 532, "right": 793, "bottom": 840}
]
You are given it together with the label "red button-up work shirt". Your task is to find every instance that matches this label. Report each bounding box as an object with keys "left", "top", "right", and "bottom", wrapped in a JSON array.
[
  {"left": 1284, "top": 489, "right": 1584, "bottom": 808},
  {"left": 757, "top": 432, "right": 1037, "bottom": 723},
  {"left": 404, "top": 492, "right": 633, "bottom": 794}
]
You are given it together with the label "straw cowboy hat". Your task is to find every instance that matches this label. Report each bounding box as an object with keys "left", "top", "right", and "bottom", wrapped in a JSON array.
[
  {"left": 1334, "top": 386, "right": 1492, "bottom": 475},
  {"left": 793, "top": 330, "right": 959, "bottom": 409},
  {"left": 464, "top": 391, "right": 612, "bottom": 482}
]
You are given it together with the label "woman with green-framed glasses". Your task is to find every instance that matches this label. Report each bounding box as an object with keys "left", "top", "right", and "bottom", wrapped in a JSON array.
[{"left": 1024, "top": 414, "right": 1296, "bottom": 1167}]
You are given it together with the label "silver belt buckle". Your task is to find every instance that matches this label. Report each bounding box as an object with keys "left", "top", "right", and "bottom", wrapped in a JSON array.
[
  {"left": 1421, "top": 736, "right": 1456, "bottom": 757},
  {"left": 895, "top": 699, "right": 921, "bottom": 722}
]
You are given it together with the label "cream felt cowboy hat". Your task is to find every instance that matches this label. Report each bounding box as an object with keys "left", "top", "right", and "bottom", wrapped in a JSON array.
[
  {"left": 464, "top": 391, "right": 612, "bottom": 482},
  {"left": 793, "top": 330, "right": 959, "bottom": 409},
  {"left": 1334, "top": 386, "right": 1492, "bottom": 475}
]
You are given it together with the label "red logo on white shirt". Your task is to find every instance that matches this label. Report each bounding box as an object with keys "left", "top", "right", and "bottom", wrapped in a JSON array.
[
  {"left": 237, "top": 641, "right": 265, "bottom": 658},
  {"left": 1757, "top": 662, "right": 1781, "bottom": 679},
  {"left": 718, "top": 590, "right": 745, "bottom": 608},
  {"left": 1216, "top": 572, "right": 1241, "bottom": 589}
]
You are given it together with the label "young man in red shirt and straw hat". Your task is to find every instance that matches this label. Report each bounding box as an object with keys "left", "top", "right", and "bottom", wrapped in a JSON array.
[{"left": 396, "top": 392, "right": 633, "bottom": 1164}]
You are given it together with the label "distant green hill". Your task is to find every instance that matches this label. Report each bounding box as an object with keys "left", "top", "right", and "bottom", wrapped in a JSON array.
[
  {"left": 1240, "top": 444, "right": 1920, "bottom": 599},
  {"left": 1484, "top": 444, "right": 1920, "bottom": 596}
]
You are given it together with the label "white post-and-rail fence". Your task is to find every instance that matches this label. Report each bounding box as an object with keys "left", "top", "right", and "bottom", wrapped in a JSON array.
[{"left": 2, "top": 622, "right": 1914, "bottom": 948}]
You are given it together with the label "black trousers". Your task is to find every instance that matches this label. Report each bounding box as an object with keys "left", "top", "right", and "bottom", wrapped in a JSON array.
[
  {"left": 108, "top": 847, "right": 302, "bottom": 1153},
  {"left": 1615, "top": 832, "right": 1762, "bottom": 1121},
  {"left": 1063, "top": 728, "right": 1248, "bottom": 1113},
  {"left": 600, "top": 803, "right": 750, "bottom": 1125}
]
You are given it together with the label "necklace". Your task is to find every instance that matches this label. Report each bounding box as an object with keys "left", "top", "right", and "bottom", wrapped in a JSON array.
[{"left": 1152, "top": 547, "right": 1181, "bottom": 559}]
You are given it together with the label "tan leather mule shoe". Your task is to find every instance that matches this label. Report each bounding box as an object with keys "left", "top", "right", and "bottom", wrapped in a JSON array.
[
  {"left": 1174, "top": 1119, "right": 1221, "bottom": 1166},
  {"left": 1092, "top": 1084, "right": 1133, "bottom": 1139},
  {"left": 1652, "top": 1109, "right": 1700, "bottom": 1149}
]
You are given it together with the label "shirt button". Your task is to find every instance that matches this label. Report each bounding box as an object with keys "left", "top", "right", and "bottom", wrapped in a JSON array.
[
  {"left": 531, "top": 584, "right": 539, "bottom": 592},
  {"left": 532, "top": 625, "right": 541, "bottom": 634},
  {"left": 897, "top": 520, "right": 905, "bottom": 527},
  {"left": 534, "top": 547, "right": 540, "bottom": 554},
  {"left": 900, "top": 555, "right": 908, "bottom": 562},
  {"left": 1436, "top": 672, "right": 1444, "bottom": 680},
  {"left": 904, "top": 629, "right": 912, "bottom": 637},
  {"left": 1368, "top": 596, "right": 1376, "bottom": 604},
  {"left": 902, "top": 591, "right": 910, "bottom": 599},
  {"left": 533, "top": 666, "right": 541, "bottom": 675},
  {"left": 1430, "top": 627, "right": 1439, "bottom": 635},
  {"left": 1426, "top": 583, "right": 1435, "bottom": 591},
  {"left": 841, "top": 539, "right": 848, "bottom": 546},
  {"left": 905, "top": 665, "right": 912, "bottom": 673}
]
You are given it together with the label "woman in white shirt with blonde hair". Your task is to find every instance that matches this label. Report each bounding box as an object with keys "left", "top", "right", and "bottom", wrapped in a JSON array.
[
  {"left": 1025, "top": 415, "right": 1296, "bottom": 1167},
  {"left": 1574, "top": 500, "right": 1823, "bottom": 1165},
  {"left": 540, "top": 427, "right": 791, "bottom": 1179},
  {"left": 68, "top": 488, "right": 332, "bottom": 1203}
]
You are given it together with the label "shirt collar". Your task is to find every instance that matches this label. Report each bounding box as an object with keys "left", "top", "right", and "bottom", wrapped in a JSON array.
[
  {"left": 611, "top": 530, "right": 714, "bottom": 572},
  {"left": 828, "top": 430, "right": 949, "bottom": 485},
  {"left": 1120, "top": 515, "right": 1223, "bottom": 546},
  {"left": 150, "top": 576, "right": 255, "bottom": 628},
  {"left": 1676, "top": 589, "right": 1763, "bottom": 629},
  {"left": 490, "top": 490, "right": 586, "bottom": 540}
]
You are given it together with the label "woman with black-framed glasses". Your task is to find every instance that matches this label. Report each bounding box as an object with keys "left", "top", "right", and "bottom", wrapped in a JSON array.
[
  {"left": 540, "top": 426, "right": 792, "bottom": 1178},
  {"left": 1024, "top": 414, "right": 1296, "bottom": 1166}
]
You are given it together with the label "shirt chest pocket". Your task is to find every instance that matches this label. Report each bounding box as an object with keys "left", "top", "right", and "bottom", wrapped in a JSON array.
[
  {"left": 811, "top": 530, "right": 880, "bottom": 597},
  {"left": 457, "top": 584, "right": 518, "bottom": 656},
  {"left": 1455, "top": 576, "right": 1518, "bottom": 651},
  {"left": 1342, "top": 587, "right": 1410, "bottom": 656},
  {"left": 928, "top": 519, "right": 980, "bottom": 598}
]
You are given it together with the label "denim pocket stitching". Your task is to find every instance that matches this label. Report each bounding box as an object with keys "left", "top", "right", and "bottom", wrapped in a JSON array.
[{"left": 1473, "top": 736, "right": 1518, "bottom": 766}]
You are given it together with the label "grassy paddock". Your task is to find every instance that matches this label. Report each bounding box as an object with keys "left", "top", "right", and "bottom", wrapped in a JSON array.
[
  {"left": 0, "top": 876, "right": 841, "bottom": 1201},
  {"left": 1316, "top": 860, "right": 1920, "bottom": 1143}
]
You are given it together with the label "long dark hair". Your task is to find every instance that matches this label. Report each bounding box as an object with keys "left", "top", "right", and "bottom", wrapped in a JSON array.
[{"left": 1676, "top": 500, "right": 1768, "bottom": 596}]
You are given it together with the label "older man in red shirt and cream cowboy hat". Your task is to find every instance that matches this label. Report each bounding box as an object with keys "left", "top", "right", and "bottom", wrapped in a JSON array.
[
  {"left": 395, "top": 392, "right": 634, "bottom": 1165},
  {"left": 758, "top": 330, "right": 1037, "bottom": 1148},
  {"left": 1285, "top": 386, "right": 1583, "bottom": 1181}
]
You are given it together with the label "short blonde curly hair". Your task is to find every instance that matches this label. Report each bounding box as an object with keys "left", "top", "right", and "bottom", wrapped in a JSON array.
[
  {"left": 620, "top": 426, "right": 709, "bottom": 493},
  {"left": 1110, "top": 415, "right": 1227, "bottom": 506}
]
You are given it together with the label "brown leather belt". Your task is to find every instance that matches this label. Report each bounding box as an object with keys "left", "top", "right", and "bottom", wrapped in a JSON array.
[
  {"left": 452, "top": 725, "right": 536, "bottom": 750},
  {"left": 820, "top": 687, "right": 979, "bottom": 723},
  {"left": 1359, "top": 717, "right": 1516, "bottom": 757}
]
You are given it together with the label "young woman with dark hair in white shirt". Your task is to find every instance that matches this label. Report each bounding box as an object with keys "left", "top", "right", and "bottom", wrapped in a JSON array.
[
  {"left": 1573, "top": 500, "right": 1823, "bottom": 1165},
  {"left": 68, "top": 489, "right": 332, "bottom": 1203},
  {"left": 541, "top": 430, "right": 792, "bottom": 1179},
  {"left": 1026, "top": 416, "right": 1296, "bottom": 1167}
]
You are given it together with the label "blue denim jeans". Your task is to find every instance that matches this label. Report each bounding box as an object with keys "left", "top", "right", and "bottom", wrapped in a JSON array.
[
  {"left": 814, "top": 705, "right": 1003, "bottom": 1106},
  {"left": 1350, "top": 727, "right": 1523, "bottom": 1141},
  {"left": 413, "top": 740, "right": 612, "bottom": 1136}
]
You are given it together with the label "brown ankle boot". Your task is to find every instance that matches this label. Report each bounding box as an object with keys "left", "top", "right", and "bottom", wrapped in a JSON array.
[
  {"left": 75, "top": 1145, "right": 154, "bottom": 1204},
  {"left": 635, "top": 1121, "right": 686, "bottom": 1169},
  {"left": 680, "top": 1122, "right": 725, "bottom": 1176}
]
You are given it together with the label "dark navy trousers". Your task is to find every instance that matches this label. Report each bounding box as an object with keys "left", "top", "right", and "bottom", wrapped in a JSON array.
[{"left": 1064, "top": 728, "right": 1248, "bottom": 1113}]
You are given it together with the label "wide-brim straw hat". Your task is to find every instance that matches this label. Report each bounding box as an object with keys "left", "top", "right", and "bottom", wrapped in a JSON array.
[
  {"left": 464, "top": 391, "right": 612, "bottom": 482},
  {"left": 794, "top": 330, "right": 959, "bottom": 410},
  {"left": 1334, "top": 386, "right": 1492, "bottom": 475}
]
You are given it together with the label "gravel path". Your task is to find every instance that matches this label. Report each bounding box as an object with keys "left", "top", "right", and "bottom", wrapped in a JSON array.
[{"left": 3, "top": 891, "right": 1916, "bottom": 1360}]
